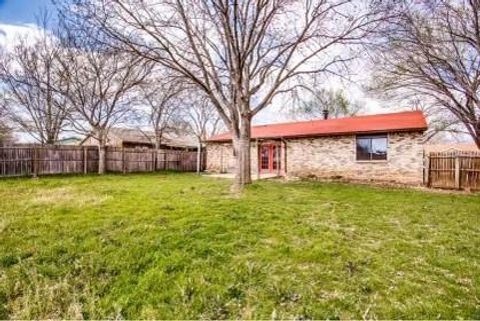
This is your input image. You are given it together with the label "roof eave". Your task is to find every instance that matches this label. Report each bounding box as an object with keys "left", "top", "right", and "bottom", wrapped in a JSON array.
[{"left": 207, "top": 127, "right": 427, "bottom": 143}]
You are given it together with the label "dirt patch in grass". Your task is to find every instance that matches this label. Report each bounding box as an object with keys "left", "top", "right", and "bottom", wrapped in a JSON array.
[
  {"left": 7, "top": 270, "right": 89, "bottom": 320},
  {"left": 31, "top": 187, "right": 111, "bottom": 207}
]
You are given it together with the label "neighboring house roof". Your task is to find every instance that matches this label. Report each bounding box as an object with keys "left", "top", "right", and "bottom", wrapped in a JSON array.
[
  {"left": 109, "top": 128, "right": 154, "bottom": 145},
  {"left": 82, "top": 128, "right": 197, "bottom": 148},
  {"left": 112, "top": 128, "right": 198, "bottom": 148},
  {"left": 208, "top": 111, "right": 428, "bottom": 142},
  {"left": 56, "top": 137, "right": 82, "bottom": 145},
  {"left": 424, "top": 143, "right": 479, "bottom": 153}
]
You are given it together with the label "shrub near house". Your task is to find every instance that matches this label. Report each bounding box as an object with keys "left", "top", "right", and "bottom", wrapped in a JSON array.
[{"left": 207, "top": 111, "right": 427, "bottom": 184}]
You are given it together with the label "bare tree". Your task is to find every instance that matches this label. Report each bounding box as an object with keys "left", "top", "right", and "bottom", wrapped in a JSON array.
[
  {"left": 55, "top": 32, "right": 152, "bottom": 173},
  {"left": 64, "top": 0, "right": 385, "bottom": 187},
  {"left": 140, "top": 77, "right": 184, "bottom": 151},
  {"left": 0, "top": 106, "right": 13, "bottom": 146},
  {"left": 137, "top": 75, "right": 185, "bottom": 168},
  {"left": 291, "top": 88, "right": 364, "bottom": 120},
  {"left": 371, "top": 0, "right": 480, "bottom": 147},
  {"left": 183, "top": 94, "right": 223, "bottom": 174},
  {"left": 0, "top": 16, "right": 70, "bottom": 145},
  {"left": 408, "top": 97, "right": 470, "bottom": 142}
]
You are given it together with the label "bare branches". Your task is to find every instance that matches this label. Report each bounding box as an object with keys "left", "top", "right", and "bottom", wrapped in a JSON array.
[
  {"left": 371, "top": 0, "right": 480, "bottom": 147},
  {"left": 138, "top": 74, "right": 185, "bottom": 149},
  {"left": 65, "top": 0, "right": 384, "bottom": 185},
  {"left": 0, "top": 17, "right": 70, "bottom": 145},
  {"left": 50, "top": 15, "right": 153, "bottom": 173},
  {"left": 57, "top": 47, "right": 151, "bottom": 135},
  {"left": 183, "top": 92, "right": 223, "bottom": 142},
  {"left": 0, "top": 104, "right": 13, "bottom": 146},
  {"left": 181, "top": 90, "right": 224, "bottom": 174},
  {"left": 290, "top": 88, "right": 364, "bottom": 120}
]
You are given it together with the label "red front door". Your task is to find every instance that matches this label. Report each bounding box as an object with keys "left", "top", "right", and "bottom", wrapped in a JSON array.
[{"left": 260, "top": 144, "right": 280, "bottom": 173}]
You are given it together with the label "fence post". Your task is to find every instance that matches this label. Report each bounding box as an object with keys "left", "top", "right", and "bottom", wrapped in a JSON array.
[
  {"left": 424, "top": 155, "right": 430, "bottom": 187},
  {"left": 152, "top": 150, "right": 156, "bottom": 171},
  {"left": 163, "top": 151, "right": 167, "bottom": 170},
  {"left": 220, "top": 147, "right": 224, "bottom": 173},
  {"left": 153, "top": 150, "right": 157, "bottom": 171},
  {"left": 83, "top": 147, "right": 88, "bottom": 174},
  {"left": 32, "top": 145, "right": 38, "bottom": 178},
  {"left": 122, "top": 147, "right": 126, "bottom": 174},
  {"left": 455, "top": 156, "right": 461, "bottom": 189}
]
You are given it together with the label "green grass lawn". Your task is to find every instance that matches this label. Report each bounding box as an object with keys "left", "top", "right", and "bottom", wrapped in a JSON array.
[{"left": 0, "top": 173, "right": 479, "bottom": 319}]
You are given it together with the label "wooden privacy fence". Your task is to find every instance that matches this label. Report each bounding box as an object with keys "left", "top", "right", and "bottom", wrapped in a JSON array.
[
  {"left": 105, "top": 147, "right": 204, "bottom": 173},
  {"left": 0, "top": 145, "right": 204, "bottom": 178},
  {"left": 425, "top": 151, "right": 480, "bottom": 190}
]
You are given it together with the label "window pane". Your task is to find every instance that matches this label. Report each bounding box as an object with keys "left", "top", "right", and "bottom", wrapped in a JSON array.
[
  {"left": 272, "top": 145, "right": 279, "bottom": 170},
  {"left": 261, "top": 146, "right": 269, "bottom": 170},
  {"left": 356, "top": 138, "right": 371, "bottom": 160},
  {"left": 371, "top": 137, "right": 387, "bottom": 160},
  {"left": 356, "top": 135, "right": 388, "bottom": 161}
]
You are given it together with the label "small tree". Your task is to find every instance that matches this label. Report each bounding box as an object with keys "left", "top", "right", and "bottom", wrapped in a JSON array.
[
  {"left": 183, "top": 94, "right": 223, "bottom": 174},
  {"left": 55, "top": 32, "right": 152, "bottom": 173},
  {"left": 138, "top": 75, "right": 185, "bottom": 168},
  {"left": 0, "top": 17, "right": 70, "bottom": 145},
  {"left": 291, "top": 88, "right": 364, "bottom": 120},
  {"left": 372, "top": 0, "right": 480, "bottom": 147},
  {"left": 408, "top": 97, "right": 469, "bottom": 142},
  {"left": 140, "top": 77, "right": 184, "bottom": 151},
  {"left": 0, "top": 106, "right": 13, "bottom": 146}
]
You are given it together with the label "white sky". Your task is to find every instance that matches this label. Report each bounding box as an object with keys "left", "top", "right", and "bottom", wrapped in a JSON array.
[
  {"left": 0, "top": 21, "right": 471, "bottom": 144},
  {"left": 0, "top": 23, "right": 44, "bottom": 143},
  {"left": 0, "top": 23, "right": 41, "bottom": 49}
]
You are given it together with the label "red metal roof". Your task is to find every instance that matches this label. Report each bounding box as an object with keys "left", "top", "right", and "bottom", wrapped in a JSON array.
[{"left": 208, "top": 111, "right": 427, "bottom": 142}]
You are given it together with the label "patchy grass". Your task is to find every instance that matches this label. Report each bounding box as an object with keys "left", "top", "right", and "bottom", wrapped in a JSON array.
[{"left": 0, "top": 173, "right": 478, "bottom": 319}]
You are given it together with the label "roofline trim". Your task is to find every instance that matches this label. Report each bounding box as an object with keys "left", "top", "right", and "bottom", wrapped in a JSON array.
[{"left": 206, "top": 128, "right": 427, "bottom": 142}]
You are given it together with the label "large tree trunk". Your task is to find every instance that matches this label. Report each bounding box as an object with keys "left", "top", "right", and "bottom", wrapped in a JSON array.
[{"left": 233, "top": 115, "right": 252, "bottom": 187}]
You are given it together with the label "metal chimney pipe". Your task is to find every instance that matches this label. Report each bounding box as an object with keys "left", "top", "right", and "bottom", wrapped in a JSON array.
[{"left": 322, "top": 109, "right": 329, "bottom": 120}]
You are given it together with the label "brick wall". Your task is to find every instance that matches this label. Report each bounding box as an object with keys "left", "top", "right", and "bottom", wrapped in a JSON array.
[
  {"left": 287, "top": 132, "right": 424, "bottom": 184},
  {"left": 206, "top": 131, "right": 425, "bottom": 184},
  {"left": 206, "top": 142, "right": 259, "bottom": 174}
]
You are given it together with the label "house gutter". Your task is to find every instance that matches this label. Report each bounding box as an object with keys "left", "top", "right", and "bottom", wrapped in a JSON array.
[{"left": 206, "top": 128, "right": 428, "bottom": 143}]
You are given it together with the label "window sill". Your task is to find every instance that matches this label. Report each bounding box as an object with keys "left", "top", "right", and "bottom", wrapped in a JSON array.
[{"left": 356, "top": 160, "right": 388, "bottom": 163}]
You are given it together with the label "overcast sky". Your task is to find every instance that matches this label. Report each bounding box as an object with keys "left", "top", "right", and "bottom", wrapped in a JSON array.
[
  {"left": 4, "top": 0, "right": 465, "bottom": 143},
  {"left": 0, "top": 0, "right": 388, "bottom": 123}
]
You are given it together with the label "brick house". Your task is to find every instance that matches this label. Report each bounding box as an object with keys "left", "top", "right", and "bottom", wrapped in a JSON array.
[{"left": 206, "top": 111, "right": 428, "bottom": 184}]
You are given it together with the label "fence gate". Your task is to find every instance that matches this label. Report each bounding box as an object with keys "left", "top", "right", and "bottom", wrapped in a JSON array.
[{"left": 425, "top": 151, "right": 480, "bottom": 191}]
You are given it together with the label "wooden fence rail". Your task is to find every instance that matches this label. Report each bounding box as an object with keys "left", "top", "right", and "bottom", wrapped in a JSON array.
[
  {"left": 0, "top": 146, "right": 204, "bottom": 178},
  {"left": 425, "top": 151, "right": 480, "bottom": 191}
]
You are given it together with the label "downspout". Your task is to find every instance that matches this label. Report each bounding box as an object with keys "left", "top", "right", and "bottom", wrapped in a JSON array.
[
  {"left": 281, "top": 138, "right": 287, "bottom": 177},
  {"left": 220, "top": 144, "right": 224, "bottom": 173},
  {"left": 256, "top": 138, "right": 260, "bottom": 180},
  {"left": 277, "top": 140, "right": 281, "bottom": 177}
]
